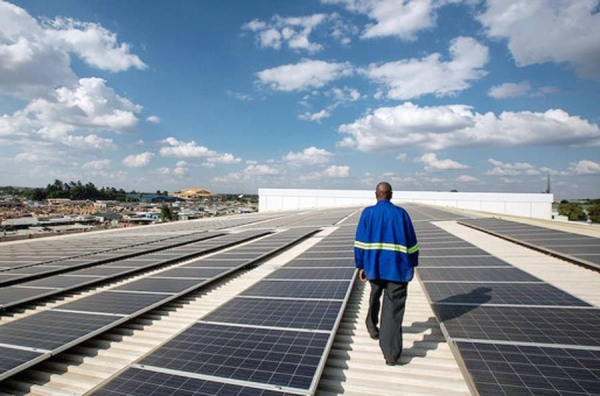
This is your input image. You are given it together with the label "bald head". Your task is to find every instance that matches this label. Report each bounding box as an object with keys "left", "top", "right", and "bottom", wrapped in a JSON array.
[{"left": 375, "top": 181, "right": 392, "bottom": 201}]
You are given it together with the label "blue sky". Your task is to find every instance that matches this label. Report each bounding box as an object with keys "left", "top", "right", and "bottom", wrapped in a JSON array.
[{"left": 1, "top": 0, "right": 599, "bottom": 198}]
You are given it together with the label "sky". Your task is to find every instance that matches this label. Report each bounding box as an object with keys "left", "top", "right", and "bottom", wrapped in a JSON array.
[{"left": 1, "top": 0, "right": 599, "bottom": 199}]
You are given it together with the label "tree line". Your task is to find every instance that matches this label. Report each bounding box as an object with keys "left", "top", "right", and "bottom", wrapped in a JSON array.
[
  {"left": 558, "top": 200, "right": 600, "bottom": 223},
  {"left": 19, "top": 180, "right": 137, "bottom": 202}
]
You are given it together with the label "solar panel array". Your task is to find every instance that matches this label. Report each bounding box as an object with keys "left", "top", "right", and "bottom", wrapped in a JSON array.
[
  {"left": 460, "top": 217, "right": 600, "bottom": 270},
  {"left": 0, "top": 227, "right": 317, "bottom": 382},
  {"left": 414, "top": 220, "right": 600, "bottom": 395},
  {"left": 0, "top": 232, "right": 226, "bottom": 288},
  {"left": 0, "top": 213, "right": 282, "bottom": 273},
  {"left": 0, "top": 231, "right": 232, "bottom": 309},
  {"left": 93, "top": 226, "right": 357, "bottom": 396}
]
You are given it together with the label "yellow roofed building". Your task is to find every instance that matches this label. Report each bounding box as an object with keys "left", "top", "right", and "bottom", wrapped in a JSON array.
[{"left": 169, "top": 188, "right": 213, "bottom": 200}]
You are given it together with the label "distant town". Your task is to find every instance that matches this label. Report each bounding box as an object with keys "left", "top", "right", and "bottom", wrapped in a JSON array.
[
  {"left": 2, "top": 180, "right": 600, "bottom": 242},
  {"left": 0, "top": 180, "right": 258, "bottom": 242}
]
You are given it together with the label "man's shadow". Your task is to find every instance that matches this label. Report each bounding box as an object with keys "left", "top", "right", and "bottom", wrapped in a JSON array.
[
  {"left": 433, "top": 286, "right": 493, "bottom": 321},
  {"left": 398, "top": 287, "right": 493, "bottom": 365}
]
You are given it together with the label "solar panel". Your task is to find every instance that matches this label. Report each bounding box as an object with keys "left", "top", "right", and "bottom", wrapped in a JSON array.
[
  {"left": 241, "top": 280, "right": 351, "bottom": 300},
  {"left": 154, "top": 267, "right": 228, "bottom": 279},
  {"left": 296, "top": 252, "right": 353, "bottom": 258},
  {"left": 19, "top": 275, "right": 104, "bottom": 289},
  {"left": 435, "top": 305, "right": 600, "bottom": 346},
  {"left": 266, "top": 267, "right": 355, "bottom": 280},
  {"left": 0, "top": 346, "right": 46, "bottom": 380},
  {"left": 181, "top": 259, "right": 247, "bottom": 267},
  {"left": 419, "top": 256, "right": 511, "bottom": 267},
  {"left": 66, "top": 266, "right": 130, "bottom": 276},
  {"left": 426, "top": 282, "right": 591, "bottom": 306},
  {"left": 418, "top": 267, "right": 541, "bottom": 282},
  {"left": 459, "top": 218, "right": 600, "bottom": 269},
  {"left": 139, "top": 322, "right": 329, "bottom": 391},
  {"left": 419, "top": 248, "right": 491, "bottom": 257},
  {"left": 202, "top": 297, "right": 342, "bottom": 331},
  {"left": 57, "top": 291, "right": 170, "bottom": 315},
  {"left": 456, "top": 341, "right": 600, "bottom": 395},
  {"left": 282, "top": 258, "right": 354, "bottom": 268},
  {"left": 0, "top": 310, "right": 118, "bottom": 351},
  {"left": 93, "top": 368, "right": 295, "bottom": 396},
  {"left": 112, "top": 278, "right": 207, "bottom": 294},
  {"left": 420, "top": 241, "right": 475, "bottom": 249},
  {"left": 0, "top": 287, "right": 57, "bottom": 308}
]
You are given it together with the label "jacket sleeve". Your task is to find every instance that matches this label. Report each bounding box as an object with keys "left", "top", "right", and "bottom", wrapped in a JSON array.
[
  {"left": 354, "top": 212, "right": 366, "bottom": 269},
  {"left": 404, "top": 212, "right": 419, "bottom": 267}
]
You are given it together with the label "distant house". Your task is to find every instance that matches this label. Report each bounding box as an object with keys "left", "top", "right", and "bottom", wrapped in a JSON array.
[
  {"left": 126, "top": 193, "right": 182, "bottom": 203},
  {"left": 169, "top": 188, "right": 212, "bottom": 200}
]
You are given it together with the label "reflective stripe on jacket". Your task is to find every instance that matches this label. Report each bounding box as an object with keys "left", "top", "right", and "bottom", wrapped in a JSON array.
[{"left": 354, "top": 200, "right": 419, "bottom": 282}]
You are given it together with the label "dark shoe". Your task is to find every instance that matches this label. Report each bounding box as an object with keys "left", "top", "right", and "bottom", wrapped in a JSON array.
[
  {"left": 385, "top": 360, "right": 398, "bottom": 366},
  {"left": 369, "top": 332, "right": 379, "bottom": 340}
]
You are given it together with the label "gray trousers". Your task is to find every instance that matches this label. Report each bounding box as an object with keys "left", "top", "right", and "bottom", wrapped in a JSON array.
[{"left": 366, "top": 280, "right": 408, "bottom": 362}]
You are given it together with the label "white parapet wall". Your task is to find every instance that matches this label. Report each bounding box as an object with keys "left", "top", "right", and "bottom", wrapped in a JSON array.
[{"left": 258, "top": 188, "right": 554, "bottom": 220}]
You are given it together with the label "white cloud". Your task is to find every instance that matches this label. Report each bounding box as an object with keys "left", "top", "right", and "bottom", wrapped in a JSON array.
[
  {"left": 486, "top": 159, "right": 539, "bottom": 176},
  {"left": 14, "top": 152, "right": 39, "bottom": 162},
  {"left": 570, "top": 160, "right": 600, "bottom": 175},
  {"left": 244, "top": 164, "right": 280, "bottom": 176},
  {"left": 477, "top": 0, "right": 600, "bottom": 79},
  {"left": 299, "top": 164, "right": 350, "bottom": 181},
  {"left": 299, "top": 109, "right": 331, "bottom": 123},
  {"left": 45, "top": 18, "right": 146, "bottom": 72},
  {"left": 337, "top": 102, "right": 600, "bottom": 151},
  {"left": 284, "top": 146, "right": 334, "bottom": 166},
  {"left": 0, "top": 2, "right": 144, "bottom": 99},
  {"left": 396, "top": 153, "right": 407, "bottom": 161},
  {"left": 363, "top": 36, "right": 489, "bottom": 100},
  {"left": 122, "top": 152, "right": 154, "bottom": 168},
  {"left": 61, "top": 134, "right": 117, "bottom": 150},
  {"left": 146, "top": 115, "right": 161, "bottom": 124},
  {"left": 25, "top": 78, "right": 141, "bottom": 138},
  {"left": 323, "top": 0, "right": 437, "bottom": 40},
  {"left": 417, "top": 152, "right": 469, "bottom": 171},
  {"left": 226, "top": 90, "right": 253, "bottom": 101},
  {"left": 0, "top": 77, "right": 137, "bottom": 158},
  {"left": 257, "top": 59, "right": 353, "bottom": 91},
  {"left": 159, "top": 137, "right": 241, "bottom": 165},
  {"left": 323, "top": 165, "right": 350, "bottom": 177},
  {"left": 488, "top": 81, "right": 532, "bottom": 98},
  {"left": 203, "top": 153, "right": 242, "bottom": 166},
  {"left": 243, "top": 14, "right": 327, "bottom": 52},
  {"left": 457, "top": 175, "right": 479, "bottom": 182},
  {"left": 82, "top": 159, "right": 111, "bottom": 170},
  {"left": 330, "top": 86, "right": 361, "bottom": 102}
]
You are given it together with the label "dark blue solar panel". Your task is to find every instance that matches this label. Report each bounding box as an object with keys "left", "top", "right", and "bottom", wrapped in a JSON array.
[
  {"left": 281, "top": 258, "right": 354, "bottom": 268},
  {"left": 112, "top": 278, "right": 205, "bottom": 294},
  {"left": 92, "top": 367, "right": 295, "bottom": 395},
  {"left": 202, "top": 297, "right": 342, "bottom": 331},
  {"left": 0, "top": 310, "right": 118, "bottom": 350},
  {"left": 157, "top": 267, "right": 228, "bottom": 279},
  {"left": 0, "top": 346, "right": 45, "bottom": 381},
  {"left": 435, "top": 305, "right": 600, "bottom": 346},
  {"left": 418, "top": 267, "right": 540, "bottom": 282},
  {"left": 419, "top": 256, "right": 511, "bottom": 267},
  {"left": 266, "top": 267, "right": 355, "bottom": 280},
  {"left": 427, "top": 282, "right": 591, "bottom": 306},
  {"left": 57, "top": 291, "right": 169, "bottom": 315},
  {"left": 241, "top": 280, "right": 351, "bottom": 300},
  {"left": 460, "top": 218, "right": 600, "bottom": 268},
  {"left": 457, "top": 341, "right": 600, "bottom": 395},
  {"left": 139, "top": 323, "right": 328, "bottom": 391}
]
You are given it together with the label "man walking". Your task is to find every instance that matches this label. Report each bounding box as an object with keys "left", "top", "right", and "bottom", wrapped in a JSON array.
[{"left": 354, "top": 182, "right": 419, "bottom": 366}]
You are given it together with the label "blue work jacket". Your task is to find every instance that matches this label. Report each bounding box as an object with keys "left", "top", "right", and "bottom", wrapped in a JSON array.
[{"left": 354, "top": 200, "right": 419, "bottom": 282}]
